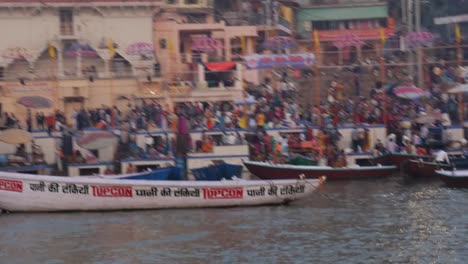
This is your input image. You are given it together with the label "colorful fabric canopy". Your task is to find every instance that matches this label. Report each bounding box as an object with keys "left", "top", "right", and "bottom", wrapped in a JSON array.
[
  {"left": 126, "top": 42, "right": 154, "bottom": 55},
  {"left": 333, "top": 34, "right": 365, "bottom": 48},
  {"left": 65, "top": 43, "right": 98, "bottom": 57},
  {"left": 204, "top": 62, "right": 236, "bottom": 72},
  {"left": 262, "top": 36, "right": 297, "bottom": 50},
  {"left": 191, "top": 37, "right": 223, "bottom": 52},
  {"left": 16, "top": 96, "right": 52, "bottom": 109},
  {"left": 393, "top": 83, "right": 425, "bottom": 100}
]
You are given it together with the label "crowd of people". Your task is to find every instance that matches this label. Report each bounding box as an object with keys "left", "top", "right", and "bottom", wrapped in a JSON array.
[{"left": 0, "top": 49, "right": 466, "bottom": 171}]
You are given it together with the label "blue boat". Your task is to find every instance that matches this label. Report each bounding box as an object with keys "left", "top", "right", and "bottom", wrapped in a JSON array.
[
  {"left": 191, "top": 163, "right": 243, "bottom": 181},
  {"left": 118, "top": 166, "right": 183, "bottom": 181}
]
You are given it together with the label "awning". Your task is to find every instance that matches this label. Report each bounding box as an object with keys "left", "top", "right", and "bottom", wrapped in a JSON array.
[
  {"left": 298, "top": 5, "right": 388, "bottom": 21},
  {"left": 204, "top": 62, "right": 236, "bottom": 72}
]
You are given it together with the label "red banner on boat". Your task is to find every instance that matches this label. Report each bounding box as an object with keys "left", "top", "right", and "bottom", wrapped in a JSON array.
[
  {"left": 245, "top": 53, "right": 315, "bottom": 69},
  {"left": 0, "top": 179, "right": 23, "bottom": 193},
  {"left": 202, "top": 187, "right": 243, "bottom": 199},
  {"left": 91, "top": 185, "right": 133, "bottom": 198}
]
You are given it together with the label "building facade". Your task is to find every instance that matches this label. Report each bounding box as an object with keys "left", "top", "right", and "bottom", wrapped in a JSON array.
[
  {"left": 296, "top": 0, "right": 394, "bottom": 65},
  {"left": 0, "top": 0, "right": 254, "bottom": 123}
]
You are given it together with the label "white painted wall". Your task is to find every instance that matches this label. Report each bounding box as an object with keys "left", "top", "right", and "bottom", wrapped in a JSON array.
[
  {"left": 0, "top": 9, "right": 59, "bottom": 66},
  {"left": 0, "top": 6, "right": 153, "bottom": 76}
]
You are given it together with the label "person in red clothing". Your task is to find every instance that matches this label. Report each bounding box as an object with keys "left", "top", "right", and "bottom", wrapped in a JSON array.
[{"left": 45, "top": 113, "right": 56, "bottom": 136}]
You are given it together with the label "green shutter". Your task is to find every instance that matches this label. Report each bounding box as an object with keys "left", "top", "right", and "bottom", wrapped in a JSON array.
[{"left": 297, "top": 5, "right": 388, "bottom": 37}]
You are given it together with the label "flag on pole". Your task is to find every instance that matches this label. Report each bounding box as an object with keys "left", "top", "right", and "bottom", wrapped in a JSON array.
[
  {"left": 108, "top": 38, "right": 115, "bottom": 58},
  {"left": 313, "top": 30, "right": 320, "bottom": 50},
  {"left": 455, "top": 23, "right": 461, "bottom": 44},
  {"left": 168, "top": 37, "right": 174, "bottom": 55},
  {"left": 380, "top": 28, "right": 386, "bottom": 45},
  {"left": 48, "top": 41, "right": 56, "bottom": 59},
  {"left": 240, "top": 35, "right": 246, "bottom": 55}
]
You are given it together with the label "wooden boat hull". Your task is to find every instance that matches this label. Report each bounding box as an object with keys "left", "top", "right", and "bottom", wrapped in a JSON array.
[
  {"left": 436, "top": 170, "right": 468, "bottom": 188},
  {"left": 404, "top": 160, "right": 453, "bottom": 178},
  {"left": 0, "top": 171, "right": 321, "bottom": 212},
  {"left": 243, "top": 161, "right": 396, "bottom": 180},
  {"left": 371, "top": 153, "right": 432, "bottom": 169}
]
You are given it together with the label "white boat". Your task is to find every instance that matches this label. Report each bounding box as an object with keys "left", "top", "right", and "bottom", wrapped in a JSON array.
[
  {"left": 436, "top": 169, "right": 468, "bottom": 187},
  {"left": 0, "top": 171, "right": 324, "bottom": 212}
]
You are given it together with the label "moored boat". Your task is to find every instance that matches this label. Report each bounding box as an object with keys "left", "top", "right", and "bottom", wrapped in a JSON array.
[
  {"left": 403, "top": 156, "right": 468, "bottom": 179},
  {"left": 436, "top": 170, "right": 468, "bottom": 188},
  {"left": 371, "top": 153, "right": 432, "bottom": 169},
  {"left": 403, "top": 160, "right": 453, "bottom": 178},
  {"left": 191, "top": 162, "right": 243, "bottom": 181},
  {"left": 0, "top": 171, "right": 323, "bottom": 212},
  {"left": 243, "top": 160, "right": 396, "bottom": 180}
]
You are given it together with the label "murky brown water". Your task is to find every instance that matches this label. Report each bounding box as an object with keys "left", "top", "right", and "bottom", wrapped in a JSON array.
[{"left": 0, "top": 176, "right": 467, "bottom": 263}]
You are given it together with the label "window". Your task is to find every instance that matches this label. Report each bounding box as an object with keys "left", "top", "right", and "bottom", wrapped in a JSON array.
[{"left": 59, "top": 9, "right": 74, "bottom": 35}]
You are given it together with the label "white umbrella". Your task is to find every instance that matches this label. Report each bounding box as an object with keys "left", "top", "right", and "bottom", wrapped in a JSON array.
[
  {"left": 0, "top": 129, "right": 32, "bottom": 144},
  {"left": 393, "top": 83, "right": 425, "bottom": 100},
  {"left": 415, "top": 114, "right": 441, "bottom": 124},
  {"left": 76, "top": 131, "right": 116, "bottom": 150},
  {"left": 448, "top": 84, "right": 468, "bottom": 94}
]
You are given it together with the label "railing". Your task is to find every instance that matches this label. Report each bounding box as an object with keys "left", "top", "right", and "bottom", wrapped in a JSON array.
[
  {"left": 60, "top": 24, "right": 74, "bottom": 36},
  {"left": 164, "top": 0, "right": 213, "bottom": 8},
  {"left": 215, "top": 11, "right": 265, "bottom": 26},
  {"left": 299, "top": 0, "right": 386, "bottom": 6}
]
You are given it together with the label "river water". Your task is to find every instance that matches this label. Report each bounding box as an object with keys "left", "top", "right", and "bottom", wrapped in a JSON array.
[{"left": 0, "top": 175, "right": 467, "bottom": 264}]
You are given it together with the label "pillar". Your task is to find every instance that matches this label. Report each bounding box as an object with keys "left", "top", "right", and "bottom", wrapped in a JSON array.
[
  {"left": 338, "top": 48, "right": 343, "bottom": 65},
  {"left": 236, "top": 63, "right": 242, "bottom": 89},
  {"left": 104, "top": 58, "right": 110, "bottom": 78},
  {"left": 57, "top": 43, "right": 64, "bottom": 78},
  {"left": 356, "top": 45, "right": 362, "bottom": 62},
  {"left": 246, "top": 37, "right": 254, "bottom": 55},
  {"left": 198, "top": 63, "right": 204, "bottom": 82},
  {"left": 224, "top": 34, "right": 231, "bottom": 61},
  {"left": 76, "top": 53, "right": 82, "bottom": 78}
]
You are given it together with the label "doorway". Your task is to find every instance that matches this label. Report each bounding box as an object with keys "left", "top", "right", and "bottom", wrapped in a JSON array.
[{"left": 64, "top": 97, "right": 84, "bottom": 126}]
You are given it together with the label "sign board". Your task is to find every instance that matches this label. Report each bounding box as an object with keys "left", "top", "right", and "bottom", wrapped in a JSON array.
[
  {"left": 168, "top": 85, "right": 192, "bottom": 97},
  {"left": 244, "top": 53, "right": 315, "bottom": 69},
  {"left": 6, "top": 82, "right": 52, "bottom": 97},
  {"left": 277, "top": 5, "right": 293, "bottom": 35},
  {"left": 434, "top": 14, "right": 468, "bottom": 25}
]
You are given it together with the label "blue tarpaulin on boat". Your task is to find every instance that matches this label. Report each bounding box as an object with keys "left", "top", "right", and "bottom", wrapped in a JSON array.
[{"left": 191, "top": 163, "right": 243, "bottom": 181}]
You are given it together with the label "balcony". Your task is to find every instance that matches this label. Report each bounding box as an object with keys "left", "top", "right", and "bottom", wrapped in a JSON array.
[
  {"left": 59, "top": 24, "right": 78, "bottom": 40},
  {"left": 164, "top": 0, "right": 213, "bottom": 13},
  {"left": 298, "top": 0, "right": 387, "bottom": 7},
  {"left": 217, "top": 12, "right": 265, "bottom": 26}
]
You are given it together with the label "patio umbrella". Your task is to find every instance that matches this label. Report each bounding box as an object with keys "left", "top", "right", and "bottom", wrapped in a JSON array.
[
  {"left": 235, "top": 95, "right": 257, "bottom": 105},
  {"left": 126, "top": 42, "right": 154, "bottom": 56},
  {"left": 447, "top": 84, "right": 468, "bottom": 94},
  {"left": 1, "top": 47, "right": 33, "bottom": 60},
  {"left": 415, "top": 114, "right": 441, "bottom": 124},
  {"left": 333, "top": 34, "right": 365, "bottom": 48},
  {"left": 0, "top": 129, "right": 32, "bottom": 144},
  {"left": 16, "top": 96, "right": 52, "bottom": 109},
  {"left": 76, "top": 131, "right": 116, "bottom": 150},
  {"left": 65, "top": 43, "right": 98, "bottom": 57},
  {"left": 262, "top": 36, "right": 297, "bottom": 51},
  {"left": 405, "top": 31, "right": 434, "bottom": 48},
  {"left": 191, "top": 37, "right": 223, "bottom": 52},
  {"left": 393, "top": 83, "right": 425, "bottom": 100}
]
